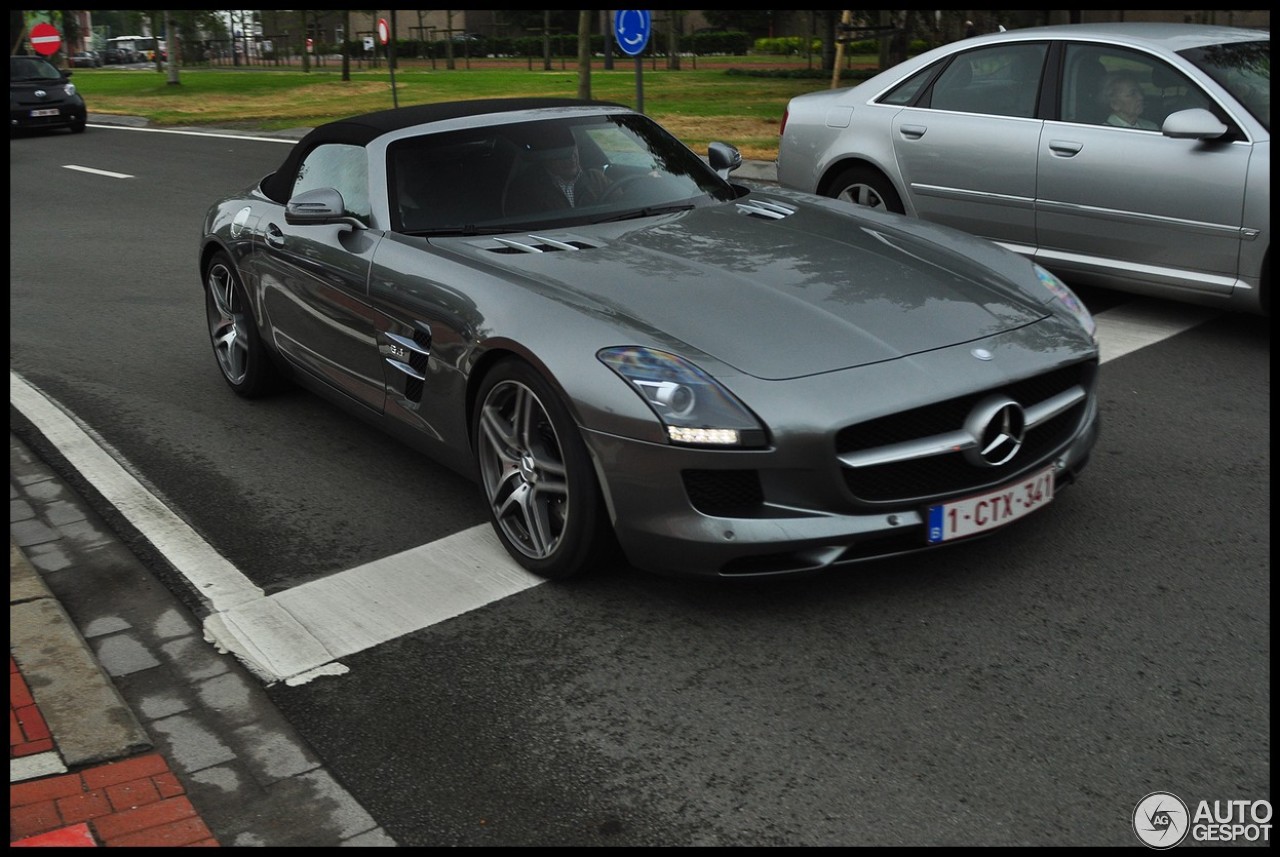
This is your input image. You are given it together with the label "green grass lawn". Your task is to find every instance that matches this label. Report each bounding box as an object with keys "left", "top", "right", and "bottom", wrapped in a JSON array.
[{"left": 71, "top": 57, "right": 879, "bottom": 161}]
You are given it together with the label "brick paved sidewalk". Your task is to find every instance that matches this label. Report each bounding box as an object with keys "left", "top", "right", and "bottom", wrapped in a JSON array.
[{"left": 11, "top": 656, "right": 219, "bottom": 847}]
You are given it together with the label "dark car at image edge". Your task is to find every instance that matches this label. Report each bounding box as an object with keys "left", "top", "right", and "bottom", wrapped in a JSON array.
[{"left": 10, "top": 55, "right": 86, "bottom": 135}]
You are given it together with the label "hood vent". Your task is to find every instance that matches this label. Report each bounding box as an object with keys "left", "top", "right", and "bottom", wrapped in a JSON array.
[
  {"left": 488, "top": 234, "right": 596, "bottom": 254},
  {"left": 735, "top": 198, "right": 798, "bottom": 220}
]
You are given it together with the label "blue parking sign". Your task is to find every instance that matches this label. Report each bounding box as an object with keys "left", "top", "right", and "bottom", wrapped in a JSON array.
[{"left": 614, "top": 10, "right": 651, "bottom": 57}]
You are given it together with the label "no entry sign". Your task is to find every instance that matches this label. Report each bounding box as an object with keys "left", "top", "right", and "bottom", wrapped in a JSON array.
[{"left": 30, "top": 22, "right": 62, "bottom": 56}]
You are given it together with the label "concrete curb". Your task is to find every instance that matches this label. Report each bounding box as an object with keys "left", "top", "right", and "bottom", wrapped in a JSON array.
[
  {"left": 10, "top": 426, "right": 397, "bottom": 846},
  {"left": 10, "top": 541, "right": 152, "bottom": 770}
]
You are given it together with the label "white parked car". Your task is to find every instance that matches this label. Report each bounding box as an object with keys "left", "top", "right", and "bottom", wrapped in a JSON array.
[{"left": 777, "top": 23, "right": 1270, "bottom": 315}]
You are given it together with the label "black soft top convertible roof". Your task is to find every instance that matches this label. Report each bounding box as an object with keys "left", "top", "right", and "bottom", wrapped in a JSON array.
[{"left": 260, "top": 97, "right": 626, "bottom": 203}]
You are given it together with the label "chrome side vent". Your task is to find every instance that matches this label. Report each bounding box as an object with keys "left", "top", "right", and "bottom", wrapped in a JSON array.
[
  {"left": 735, "top": 199, "right": 798, "bottom": 220},
  {"left": 488, "top": 234, "right": 594, "bottom": 254},
  {"left": 381, "top": 325, "right": 432, "bottom": 403}
]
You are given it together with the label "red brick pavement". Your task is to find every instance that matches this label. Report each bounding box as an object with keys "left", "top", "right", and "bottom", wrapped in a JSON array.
[{"left": 10, "top": 656, "right": 219, "bottom": 847}]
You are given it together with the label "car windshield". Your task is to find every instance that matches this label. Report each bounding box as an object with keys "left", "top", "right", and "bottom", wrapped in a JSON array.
[
  {"left": 10, "top": 57, "right": 64, "bottom": 81},
  {"left": 1180, "top": 40, "right": 1270, "bottom": 131},
  {"left": 387, "top": 113, "right": 737, "bottom": 235}
]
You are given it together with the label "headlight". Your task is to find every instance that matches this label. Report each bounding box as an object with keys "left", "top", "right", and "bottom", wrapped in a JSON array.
[
  {"left": 1034, "top": 263, "right": 1096, "bottom": 341},
  {"left": 63, "top": 83, "right": 77, "bottom": 97},
  {"left": 598, "top": 346, "right": 767, "bottom": 447}
]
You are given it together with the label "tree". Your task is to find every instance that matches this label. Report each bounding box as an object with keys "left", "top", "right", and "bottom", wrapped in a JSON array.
[
  {"left": 666, "top": 10, "right": 681, "bottom": 71},
  {"left": 701, "top": 9, "right": 774, "bottom": 37},
  {"left": 576, "top": 10, "right": 591, "bottom": 99},
  {"left": 446, "top": 9, "right": 456, "bottom": 70},
  {"left": 342, "top": 9, "right": 350, "bottom": 81},
  {"left": 300, "top": 9, "right": 309, "bottom": 72},
  {"left": 164, "top": 10, "right": 179, "bottom": 85},
  {"left": 10, "top": 8, "right": 27, "bottom": 55},
  {"left": 505, "top": 10, "right": 579, "bottom": 34},
  {"left": 91, "top": 9, "right": 146, "bottom": 41},
  {"left": 149, "top": 10, "right": 163, "bottom": 70},
  {"left": 541, "top": 10, "right": 551, "bottom": 71},
  {"left": 59, "top": 9, "right": 79, "bottom": 55},
  {"left": 164, "top": 10, "right": 225, "bottom": 66}
]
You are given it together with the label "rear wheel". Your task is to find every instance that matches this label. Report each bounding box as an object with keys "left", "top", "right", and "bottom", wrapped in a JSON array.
[
  {"left": 826, "top": 166, "right": 905, "bottom": 214},
  {"left": 472, "top": 359, "right": 610, "bottom": 579},
  {"left": 203, "top": 252, "right": 280, "bottom": 397}
]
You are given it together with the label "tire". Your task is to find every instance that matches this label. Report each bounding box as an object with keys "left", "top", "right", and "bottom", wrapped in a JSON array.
[
  {"left": 472, "top": 359, "right": 610, "bottom": 579},
  {"left": 203, "top": 251, "right": 280, "bottom": 398},
  {"left": 825, "top": 166, "right": 905, "bottom": 215}
]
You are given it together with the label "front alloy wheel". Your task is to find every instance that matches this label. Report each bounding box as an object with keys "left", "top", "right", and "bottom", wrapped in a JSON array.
[
  {"left": 473, "top": 360, "right": 608, "bottom": 579},
  {"left": 204, "top": 252, "right": 278, "bottom": 397}
]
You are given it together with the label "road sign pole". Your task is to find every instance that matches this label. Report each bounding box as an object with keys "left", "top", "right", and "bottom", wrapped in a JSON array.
[
  {"left": 388, "top": 43, "right": 397, "bottom": 108},
  {"left": 614, "top": 10, "right": 652, "bottom": 114},
  {"left": 377, "top": 17, "right": 397, "bottom": 108},
  {"left": 634, "top": 56, "right": 644, "bottom": 113},
  {"left": 389, "top": 10, "right": 398, "bottom": 108}
]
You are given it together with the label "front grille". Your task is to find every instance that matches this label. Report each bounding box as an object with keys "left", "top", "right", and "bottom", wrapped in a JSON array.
[{"left": 836, "top": 362, "right": 1093, "bottom": 504}]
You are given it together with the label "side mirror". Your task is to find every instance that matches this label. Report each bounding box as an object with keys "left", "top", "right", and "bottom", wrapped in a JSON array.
[
  {"left": 1162, "top": 107, "right": 1229, "bottom": 140},
  {"left": 286, "top": 187, "right": 352, "bottom": 225},
  {"left": 707, "top": 142, "right": 743, "bottom": 180}
]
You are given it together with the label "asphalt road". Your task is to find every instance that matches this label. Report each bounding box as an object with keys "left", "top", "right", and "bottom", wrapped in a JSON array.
[{"left": 9, "top": 121, "right": 1270, "bottom": 845}]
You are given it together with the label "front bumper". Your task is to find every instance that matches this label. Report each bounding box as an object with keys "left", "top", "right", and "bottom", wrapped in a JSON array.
[
  {"left": 10, "top": 101, "right": 85, "bottom": 131},
  {"left": 589, "top": 411, "right": 1096, "bottom": 579},
  {"left": 583, "top": 333, "right": 1100, "bottom": 579}
]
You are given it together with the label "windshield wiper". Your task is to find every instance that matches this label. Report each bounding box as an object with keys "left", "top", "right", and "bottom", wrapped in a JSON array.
[
  {"left": 403, "top": 225, "right": 512, "bottom": 237},
  {"left": 594, "top": 203, "right": 697, "bottom": 224}
]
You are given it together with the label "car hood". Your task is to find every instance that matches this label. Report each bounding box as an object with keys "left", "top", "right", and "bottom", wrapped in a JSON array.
[{"left": 441, "top": 192, "right": 1049, "bottom": 380}]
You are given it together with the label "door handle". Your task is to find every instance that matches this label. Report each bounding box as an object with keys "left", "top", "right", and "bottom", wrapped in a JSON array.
[
  {"left": 1048, "top": 139, "right": 1083, "bottom": 157},
  {"left": 899, "top": 124, "right": 927, "bottom": 139},
  {"left": 265, "top": 223, "right": 285, "bottom": 247}
]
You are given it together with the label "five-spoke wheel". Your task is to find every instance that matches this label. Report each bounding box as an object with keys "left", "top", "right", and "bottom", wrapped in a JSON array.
[
  {"left": 473, "top": 359, "right": 609, "bottom": 578},
  {"left": 204, "top": 252, "right": 279, "bottom": 397}
]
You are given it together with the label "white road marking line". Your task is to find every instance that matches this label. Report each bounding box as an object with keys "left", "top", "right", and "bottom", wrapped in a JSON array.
[
  {"left": 62, "top": 165, "right": 134, "bottom": 179},
  {"left": 10, "top": 371, "right": 263, "bottom": 613},
  {"left": 86, "top": 123, "right": 297, "bottom": 143},
  {"left": 1092, "top": 298, "right": 1221, "bottom": 363},
  {"left": 204, "top": 527, "right": 542, "bottom": 684},
  {"left": 10, "top": 299, "right": 1222, "bottom": 685},
  {"left": 11, "top": 371, "right": 539, "bottom": 685}
]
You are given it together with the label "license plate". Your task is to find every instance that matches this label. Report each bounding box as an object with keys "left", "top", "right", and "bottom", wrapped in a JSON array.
[
  {"left": 30, "top": 109, "right": 60, "bottom": 117},
  {"left": 927, "top": 466, "right": 1055, "bottom": 544}
]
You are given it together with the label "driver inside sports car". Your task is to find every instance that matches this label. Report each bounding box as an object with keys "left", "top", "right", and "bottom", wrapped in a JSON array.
[{"left": 504, "top": 129, "right": 610, "bottom": 215}]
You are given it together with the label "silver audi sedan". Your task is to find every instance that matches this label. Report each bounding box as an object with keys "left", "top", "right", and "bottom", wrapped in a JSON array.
[
  {"left": 777, "top": 23, "right": 1270, "bottom": 315},
  {"left": 200, "top": 98, "right": 1100, "bottom": 581}
]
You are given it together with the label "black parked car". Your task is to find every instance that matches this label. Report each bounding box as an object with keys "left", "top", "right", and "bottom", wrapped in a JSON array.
[{"left": 10, "top": 55, "right": 86, "bottom": 135}]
